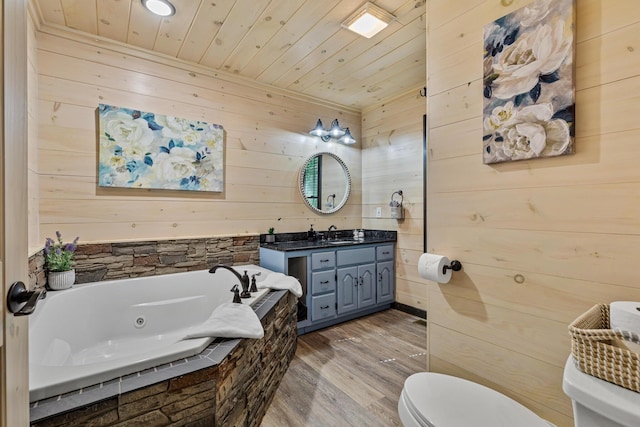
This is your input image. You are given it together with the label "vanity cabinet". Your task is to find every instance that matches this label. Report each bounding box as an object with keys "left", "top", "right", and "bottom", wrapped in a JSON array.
[
  {"left": 260, "top": 241, "right": 395, "bottom": 334},
  {"left": 336, "top": 247, "right": 376, "bottom": 315},
  {"left": 310, "top": 251, "right": 337, "bottom": 322},
  {"left": 376, "top": 245, "right": 394, "bottom": 304}
]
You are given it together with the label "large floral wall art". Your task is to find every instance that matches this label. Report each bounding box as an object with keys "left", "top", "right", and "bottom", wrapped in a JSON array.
[
  {"left": 98, "top": 104, "right": 224, "bottom": 191},
  {"left": 483, "top": 0, "right": 574, "bottom": 164}
]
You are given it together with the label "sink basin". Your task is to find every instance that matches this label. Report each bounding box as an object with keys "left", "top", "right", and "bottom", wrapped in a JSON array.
[{"left": 327, "top": 240, "right": 355, "bottom": 245}]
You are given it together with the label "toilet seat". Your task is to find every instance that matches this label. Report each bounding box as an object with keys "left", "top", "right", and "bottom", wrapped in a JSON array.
[{"left": 399, "top": 372, "right": 553, "bottom": 427}]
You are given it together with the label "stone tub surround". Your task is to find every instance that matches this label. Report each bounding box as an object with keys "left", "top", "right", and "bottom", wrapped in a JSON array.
[
  {"left": 30, "top": 290, "right": 298, "bottom": 427},
  {"left": 29, "top": 235, "right": 260, "bottom": 289}
]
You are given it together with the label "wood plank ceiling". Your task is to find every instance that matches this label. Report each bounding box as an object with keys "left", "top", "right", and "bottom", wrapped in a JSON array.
[{"left": 31, "top": 0, "right": 426, "bottom": 110}]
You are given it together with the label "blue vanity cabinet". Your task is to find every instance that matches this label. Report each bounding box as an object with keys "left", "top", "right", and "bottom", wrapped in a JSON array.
[
  {"left": 336, "top": 247, "right": 376, "bottom": 315},
  {"left": 310, "top": 251, "right": 337, "bottom": 322},
  {"left": 260, "top": 241, "right": 395, "bottom": 335},
  {"left": 336, "top": 266, "right": 358, "bottom": 313},
  {"left": 376, "top": 244, "right": 395, "bottom": 304}
]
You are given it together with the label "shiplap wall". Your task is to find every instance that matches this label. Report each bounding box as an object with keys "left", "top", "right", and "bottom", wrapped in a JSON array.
[
  {"left": 427, "top": 1, "right": 640, "bottom": 426},
  {"left": 35, "top": 27, "right": 362, "bottom": 245},
  {"left": 27, "top": 7, "right": 39, "bottom": 253},
  {"left": 362, "top": 89, "right": 426, "bottom": 311}
]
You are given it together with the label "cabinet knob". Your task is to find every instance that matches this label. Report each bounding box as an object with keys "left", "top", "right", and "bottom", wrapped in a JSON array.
[
  {"left": 320, "top": 305, "right": 330, "bottom": 309},
  {"left": 320, "top": 280, "right": 329, "bottom": 284}
]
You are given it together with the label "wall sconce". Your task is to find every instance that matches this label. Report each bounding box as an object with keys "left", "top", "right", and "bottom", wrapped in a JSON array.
[
  {"left": 309, "top": 119, "right": 356, "bottom": 145},
  {"left": 342, "top": 2, "right": 395, "bottom": 39}
]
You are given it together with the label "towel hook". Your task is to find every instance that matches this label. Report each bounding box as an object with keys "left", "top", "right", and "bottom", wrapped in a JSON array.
[
  {"left": 390, "top": 190, "right": 403, "bottom": 206},
  {"left": 390, "top": 190, "right": 404, "bottom": 220}
]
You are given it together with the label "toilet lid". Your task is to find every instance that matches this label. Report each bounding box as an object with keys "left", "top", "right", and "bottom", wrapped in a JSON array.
[{"left": 403, "top": 373, "right": 550, "bottom": 427}]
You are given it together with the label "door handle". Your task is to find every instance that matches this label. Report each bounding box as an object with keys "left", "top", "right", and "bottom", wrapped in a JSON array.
[{"left": 7, "top": 281, "right": 46, "bottom": 316}]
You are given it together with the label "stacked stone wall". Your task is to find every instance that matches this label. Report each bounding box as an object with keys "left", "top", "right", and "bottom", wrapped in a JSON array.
[{"left": 29, "top": 236, "right": 260, "bottom": 288}]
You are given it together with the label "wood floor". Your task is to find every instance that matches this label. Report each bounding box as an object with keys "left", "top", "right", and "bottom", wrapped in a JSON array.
[{"left": 261, "top": 309, "right": 427, "bottom": 427}]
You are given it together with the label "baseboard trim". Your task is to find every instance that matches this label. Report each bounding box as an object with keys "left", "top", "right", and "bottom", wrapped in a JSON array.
[{"left": 393, "top": 302, "right": 426, "bottom": 319}]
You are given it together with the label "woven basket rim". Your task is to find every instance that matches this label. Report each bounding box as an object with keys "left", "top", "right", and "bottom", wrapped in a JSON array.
[{"left": 569, "top": 303, "right": 640, "bottom": 393}]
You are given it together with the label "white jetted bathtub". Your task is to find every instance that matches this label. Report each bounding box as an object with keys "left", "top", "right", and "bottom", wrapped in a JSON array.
[{"left": 29, "top": 264, "right": 272, "bottom": 402}]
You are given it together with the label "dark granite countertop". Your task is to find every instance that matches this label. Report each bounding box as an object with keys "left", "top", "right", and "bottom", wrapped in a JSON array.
[{"left": 259, "top": 229, "right": 396, "bottom": 252}]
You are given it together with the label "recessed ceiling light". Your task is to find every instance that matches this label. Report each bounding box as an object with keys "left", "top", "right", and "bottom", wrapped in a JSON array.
[
  {"left": 342, "top": 2, "right": 395, "bottom": 39},
  {"left": 141, "top": 0, "right": 175, "bottom": 17}
]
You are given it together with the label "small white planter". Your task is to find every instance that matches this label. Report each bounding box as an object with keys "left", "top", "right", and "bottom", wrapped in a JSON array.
[
  {"left": 47, "top": 269, "right": 75, "bottom": 290},
  {"left": 265, "top": 234, "right": 276, "bottom": 243}
]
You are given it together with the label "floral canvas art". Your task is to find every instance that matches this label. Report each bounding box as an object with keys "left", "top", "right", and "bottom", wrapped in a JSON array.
[
  {"left": 98, "top": 104, "right": 224, "bottom": 191},
  {"left": 483, "top": 0, "right": 574, "bottom": 164}
]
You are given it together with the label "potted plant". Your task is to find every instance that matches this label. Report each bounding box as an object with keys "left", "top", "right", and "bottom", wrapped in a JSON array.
[
  {"left": 265, "top": 227, "right": 276, "bottom": 243},
  {"left": 44, "top": 231, "right": 79, "bottom": 290}
]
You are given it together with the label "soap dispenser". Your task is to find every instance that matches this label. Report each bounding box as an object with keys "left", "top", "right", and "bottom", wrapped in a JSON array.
[{"left": 308, "top": 225, "right": 316, "bottom": 241}]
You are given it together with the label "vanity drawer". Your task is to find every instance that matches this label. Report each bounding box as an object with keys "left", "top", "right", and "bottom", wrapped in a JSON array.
[
  {"left": 312, "top": 270, "right": 336, "bottom": 295},
  {"left": 311, "top": 251, "right": 335, "bottom": 270},
  {"left": 337, "top": 247, "right": 375, "bottom": 266},
  {"left": 311, "top": 294, "right": 336, "bottom": 322},
  {"left": 376, "top": 244, "right": 394, "bottom": 261}
]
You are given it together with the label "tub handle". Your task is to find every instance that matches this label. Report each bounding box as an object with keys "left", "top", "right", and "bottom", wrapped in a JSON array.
[
  {"left": 7, "top": 281, "right": 47, "bottom": 316},
  {"left": 230, "top": 285, "right": 242, "bottom": 304}
]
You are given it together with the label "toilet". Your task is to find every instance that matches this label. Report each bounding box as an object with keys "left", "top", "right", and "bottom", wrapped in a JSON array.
[
  {"left": 399, "top": 356, "right": 640, "bottom": 427},
  {"left": 562, "top": 356, "right": 640, "bottom": 426},
  {"left": 398, "top": 372, "right": 555, "bottom": 427}
]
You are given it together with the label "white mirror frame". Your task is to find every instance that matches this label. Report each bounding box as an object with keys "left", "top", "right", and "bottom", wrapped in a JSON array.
[{"left": 298, "top": 152, "right": 351, "bottom": 215}]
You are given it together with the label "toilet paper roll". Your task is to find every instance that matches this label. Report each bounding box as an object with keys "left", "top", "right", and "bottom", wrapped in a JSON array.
[
  {"left": 610, "top": 301, "right": 640, "bottom": 338},
  {"left": 418, "top": 253, "right": 452, "bottom": 283}
]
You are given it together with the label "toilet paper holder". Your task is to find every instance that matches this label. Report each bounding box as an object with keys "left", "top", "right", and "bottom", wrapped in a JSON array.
[{"left": 442, "top": 260, "right": 462, "bottom": 275}]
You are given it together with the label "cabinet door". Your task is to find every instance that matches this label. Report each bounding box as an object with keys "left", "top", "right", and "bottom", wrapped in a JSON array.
[
  {"left": 358, "top": 263, "right": 376, "bottom": 309},
  {"left": 337, "top": 266, "right": 358, "bottom": 314},
  {"left": 377, "top": 260, "right": 394, "bottom": 303}
]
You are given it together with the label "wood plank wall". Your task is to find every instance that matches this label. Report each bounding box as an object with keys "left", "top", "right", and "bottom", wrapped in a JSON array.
[
  {"left": 27, "top": 6, "right": 39, "bottom": 253},
  {"left": 33, "top": 26, "right": 362, "bottom": 246},
  {"left": 426, "top": 1, "right": 640, "bottom": 426},
  {"left": 362, "top": 89, "right": 426, "bottom": 312}
]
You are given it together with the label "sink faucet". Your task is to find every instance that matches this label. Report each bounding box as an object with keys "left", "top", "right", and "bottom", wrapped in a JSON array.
[
  {"left": 209, "top": 265, "right": 251, "bottom": 299},
  {"left": 328, "top": 225, "right": 337, "bottom": 240}
]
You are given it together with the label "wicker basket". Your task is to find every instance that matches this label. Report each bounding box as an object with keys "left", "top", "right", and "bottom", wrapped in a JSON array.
[{"left": 569, "top": 304, "right": 640, "bottom": 393}]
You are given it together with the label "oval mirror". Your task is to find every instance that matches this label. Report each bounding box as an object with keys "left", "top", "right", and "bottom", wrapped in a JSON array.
[{"left": 299, "top": 152, "right": 351, "bottom": 215}]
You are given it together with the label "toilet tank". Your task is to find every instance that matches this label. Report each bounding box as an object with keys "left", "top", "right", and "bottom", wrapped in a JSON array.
[{"left": 563, "top": 357, "right": 640, "bottom": 427}]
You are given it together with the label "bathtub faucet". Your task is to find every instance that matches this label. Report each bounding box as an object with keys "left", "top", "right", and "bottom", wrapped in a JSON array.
[{"left": 209, "top": 265, "right": 251, "bottom": 298}]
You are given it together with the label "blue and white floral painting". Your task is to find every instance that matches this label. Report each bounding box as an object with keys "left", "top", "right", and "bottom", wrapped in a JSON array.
[
  {"left": 483, "top": 0, "right": 574, "bottom": 164},
  {"left": 98, "top": 104, "right": 224, "bottom": 191}
]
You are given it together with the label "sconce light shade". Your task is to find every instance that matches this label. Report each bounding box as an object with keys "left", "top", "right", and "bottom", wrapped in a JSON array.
[
  {"left": 339, "top": 128, "right": 356, "bottom": 145},
  {"left": 309, "top": 119, "right": 328, "bottom": 137},
  {"left": 328, "top": 119, "right": 346, "bottom": 138},
  {"left": 309, "top": 119, "right": 356, "bottom": 145},
  {"left": 342, "top": 2, "right": 395, "bottom": 39}
]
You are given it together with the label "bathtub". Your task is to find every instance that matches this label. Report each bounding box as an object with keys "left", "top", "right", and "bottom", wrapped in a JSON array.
[{"left": 29, "top": 264, "right": 273, "bottom": 402}]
